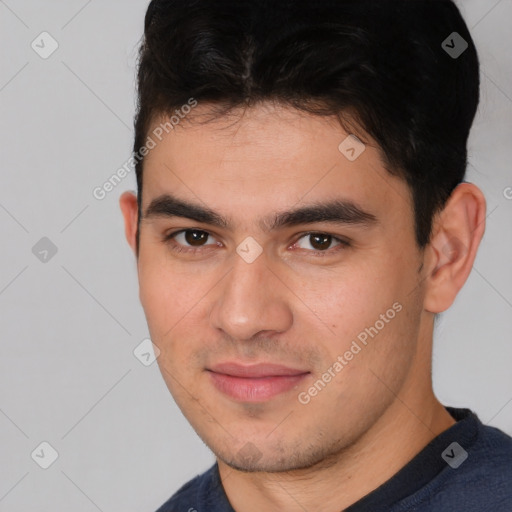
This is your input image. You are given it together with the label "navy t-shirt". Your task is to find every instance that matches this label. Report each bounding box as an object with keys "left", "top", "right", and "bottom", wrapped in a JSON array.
[{"left": 155, "top": 407, "right": 512, "bottom": 511}]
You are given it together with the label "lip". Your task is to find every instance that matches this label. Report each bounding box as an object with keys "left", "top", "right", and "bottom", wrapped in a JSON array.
[
  {"left": 207, "top": 362, "right": 310, "bottom": 402},
  {"left": 209, "top": 362, "right": 309, "bottom": 378}
]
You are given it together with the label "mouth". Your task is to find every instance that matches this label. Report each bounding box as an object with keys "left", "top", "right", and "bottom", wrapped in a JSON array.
[{"left": 206, "top": 362, "right": 310, "bottom": 402}]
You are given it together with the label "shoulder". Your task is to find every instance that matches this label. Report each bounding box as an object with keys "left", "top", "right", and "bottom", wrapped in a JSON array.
[
  {"left": 480, "top": 421, "right": 512, "bottom": 454},
  {"left": 460, "top": 421, "right": 512, "bottom": 477},
  {"left": 155, "top": 463, "right": 217, "bottom": 512},
  {"left": 427, "top": 420, "right": 512, "bottom": 511},
  {"left": 466, "top": 421, "right": 512, "bottom": 478},
  {"left": 391, "top": 409, "right": 512, "bottom": 512}
]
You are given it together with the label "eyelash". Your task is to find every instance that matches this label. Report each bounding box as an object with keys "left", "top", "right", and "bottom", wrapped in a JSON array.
[{"left": 162, "top": 229, "right": 350, "bottom": 256}]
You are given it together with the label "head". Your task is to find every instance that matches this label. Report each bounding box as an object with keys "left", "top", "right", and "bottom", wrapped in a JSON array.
[{"left": 120, "top": 0, "right": 485, "bottom": 472}]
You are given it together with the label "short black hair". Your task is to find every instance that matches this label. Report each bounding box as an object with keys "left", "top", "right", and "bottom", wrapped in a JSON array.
[{"left": 133, "top": 0, "right": 479, "bottom": 253}]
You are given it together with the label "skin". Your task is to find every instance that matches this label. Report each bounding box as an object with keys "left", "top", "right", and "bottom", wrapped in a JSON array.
[{"left": 120, "top": 102, "right": 486, "bottom": 511}]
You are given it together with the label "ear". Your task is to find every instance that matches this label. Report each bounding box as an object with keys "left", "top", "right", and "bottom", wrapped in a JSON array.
[
  {"left": 423, "top": 183, "right": 486, "bottom": 313},
  {"left": 119, "top": 191, "right": 139, "bottom": 255}
]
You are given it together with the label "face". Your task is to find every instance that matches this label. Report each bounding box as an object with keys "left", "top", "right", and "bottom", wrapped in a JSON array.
[{"left": 135, "top": 103, "right": 427, "bottom": 472}]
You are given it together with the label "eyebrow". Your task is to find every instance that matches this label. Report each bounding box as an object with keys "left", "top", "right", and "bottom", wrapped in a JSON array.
[{"left": 143, "top": 193, "right": 378, "bottom": 231}]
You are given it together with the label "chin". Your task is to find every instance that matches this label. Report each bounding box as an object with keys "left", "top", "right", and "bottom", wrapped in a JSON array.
[
  {"left": 220, "top": 455, "right": 299, "bottom": 473},
  {"left": 215, "top": 440, "right": 339, "bottom": 474}
]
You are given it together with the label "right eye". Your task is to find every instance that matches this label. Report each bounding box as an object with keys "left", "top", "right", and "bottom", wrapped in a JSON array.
[{"left": 162, "top": 229, "right": 221, "bottom": 254}]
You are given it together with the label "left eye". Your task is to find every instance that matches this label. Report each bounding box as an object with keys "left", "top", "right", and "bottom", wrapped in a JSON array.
[{"left": 294, "top": 233, "right": 347, "bottom": 252}]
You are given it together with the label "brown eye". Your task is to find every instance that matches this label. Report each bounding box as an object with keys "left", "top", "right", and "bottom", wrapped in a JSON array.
[
  {"left": 165, "top": 229, "right": 218, "bottom": 251},
  {"left": 309, "top": 233, "right": 332, "bottom": 250},
  {"left": 294, "top": 232, "right": 349, "bottom": 254},
  {"left": 183, "top": 229, "right": 209, "bottom": 246}
]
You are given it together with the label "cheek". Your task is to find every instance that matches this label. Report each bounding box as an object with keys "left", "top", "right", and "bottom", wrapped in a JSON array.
[
  {"left": 137, "top": 249, "right": 197, "bottom": 342},
  {"left": 137, "top": 249, "right": 219, "bottom": 378},
  {"left": 138, "top": 260, "right": 203, "bottom": 395},
  {"left": 297, "top": 258, "right": 417, "bottom": 370},
  {"left": 297, "top": 267, "right": 395, "bottom": 334}
]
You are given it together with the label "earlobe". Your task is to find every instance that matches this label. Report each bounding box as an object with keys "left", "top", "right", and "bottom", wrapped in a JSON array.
[
  {"left": 119, "top": 191, "right": 139, "bottom": 255},
  {"left": 423, "top": 183, "right": 486, "bottom": 313}
]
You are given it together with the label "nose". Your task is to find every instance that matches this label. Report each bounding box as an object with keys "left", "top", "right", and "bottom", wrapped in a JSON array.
[{"left": 209, "top": 247, "right": 293, "bottom": 342}]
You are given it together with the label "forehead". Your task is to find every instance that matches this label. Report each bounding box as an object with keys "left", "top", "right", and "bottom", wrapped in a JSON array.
[{"left": 141, "top": 103, "right": 412, "bottom": 228}]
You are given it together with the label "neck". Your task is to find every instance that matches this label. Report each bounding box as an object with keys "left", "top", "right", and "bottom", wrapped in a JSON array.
[{"left": 218, "top": 384, "right": 455, "bottom": 512}]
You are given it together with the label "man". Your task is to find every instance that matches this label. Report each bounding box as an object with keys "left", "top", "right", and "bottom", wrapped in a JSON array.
[{"left": 120, "top": 0, "right": 512, "bottom": 510}]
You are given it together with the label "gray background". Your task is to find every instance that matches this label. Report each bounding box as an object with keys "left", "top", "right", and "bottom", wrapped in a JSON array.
[{"left": 0, "top": 1, "right": 511, "bottom": 510}]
